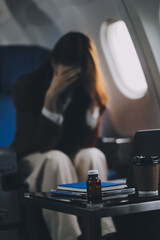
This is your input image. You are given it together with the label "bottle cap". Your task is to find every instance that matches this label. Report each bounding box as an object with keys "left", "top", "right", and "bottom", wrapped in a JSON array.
[{"left": 88, "top": 170, "right": 98, "bottom": 175}]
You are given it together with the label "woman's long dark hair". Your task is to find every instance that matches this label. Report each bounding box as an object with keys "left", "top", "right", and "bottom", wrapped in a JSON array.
[{"left": 50, "top": 32, "right": 108, "bottom": 112}]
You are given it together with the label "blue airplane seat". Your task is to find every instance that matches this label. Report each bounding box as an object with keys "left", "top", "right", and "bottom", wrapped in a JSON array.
[
  {"left": 0, "top": 93, "right": 15, "bottom": 146},
  {"left": 0, "top": 45, "right": 51, "bottom": 240},
  {"left": 0, "top": 45, "right": 50, "bottom": 147}
]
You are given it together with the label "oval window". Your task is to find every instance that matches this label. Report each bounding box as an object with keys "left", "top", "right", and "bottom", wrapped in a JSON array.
[{"left": 100, "top": 20, "right": 148, "bottom": 99}]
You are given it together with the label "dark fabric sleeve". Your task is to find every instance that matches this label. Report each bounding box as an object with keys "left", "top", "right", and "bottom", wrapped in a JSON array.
[
  {"left": 82, "top": 115, "right": 101, "bottom": 148},
  {"left": 11, "top": 76, "right": 62, "bottom": 158},
  {"left": 35, "top": 113, "right": 62, "bottom": 152}
]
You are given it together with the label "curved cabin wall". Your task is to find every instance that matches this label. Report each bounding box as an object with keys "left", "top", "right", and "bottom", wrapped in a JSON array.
[
  {"left": 99, "top": 0, "right": 160, "bottom": 137},
  {"left": 0, "top": 0, "right": 160, "bottom": 138}
]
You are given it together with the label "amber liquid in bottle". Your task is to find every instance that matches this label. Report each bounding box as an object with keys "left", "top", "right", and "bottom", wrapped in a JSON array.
[{"left": 87, "top": 170, "right": 102, "bottom": 204}]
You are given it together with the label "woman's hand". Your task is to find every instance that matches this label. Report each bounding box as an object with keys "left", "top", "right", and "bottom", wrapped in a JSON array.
[{"left": 44, "top": 65, "right": 81, "bottom": 113}]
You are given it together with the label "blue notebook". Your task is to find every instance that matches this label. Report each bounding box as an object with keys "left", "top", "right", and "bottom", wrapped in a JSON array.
[{"left": 57, "top": 181, "right": 127, "bottom": 192}]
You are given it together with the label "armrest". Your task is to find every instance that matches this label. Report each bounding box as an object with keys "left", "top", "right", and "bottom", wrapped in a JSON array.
[
  {"left": 0, "top": 147, "right": 17, "bottom": 175},
  {"left": 97, "top": 137, "right": 133, "bottom": 169}
]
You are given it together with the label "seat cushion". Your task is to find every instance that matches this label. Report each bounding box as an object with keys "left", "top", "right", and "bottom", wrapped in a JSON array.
[{"left": 0, "top": 94, "right": 16, "bottom": 146}]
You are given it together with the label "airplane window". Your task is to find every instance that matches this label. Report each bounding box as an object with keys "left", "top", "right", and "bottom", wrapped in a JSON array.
[{"left": 100, "top": 20, "right": 148, "bottom": 99}]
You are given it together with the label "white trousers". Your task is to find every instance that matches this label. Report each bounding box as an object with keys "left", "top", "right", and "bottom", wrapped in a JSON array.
[{"left": 20, "top": 147, "right": 116, "bottom": 240}]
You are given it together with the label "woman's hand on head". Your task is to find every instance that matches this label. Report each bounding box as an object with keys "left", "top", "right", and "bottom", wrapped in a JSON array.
[
  {"left": 44, "top": 65, "right": 81, "bottom": 113},
  {"left": 50, "top": 65, "right": 81, "bottom": 95}
]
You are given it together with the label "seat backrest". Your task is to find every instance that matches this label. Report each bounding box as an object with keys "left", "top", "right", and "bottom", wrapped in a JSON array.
[{"left": 0, "top": 45, "right": 50, "bottom": 146}]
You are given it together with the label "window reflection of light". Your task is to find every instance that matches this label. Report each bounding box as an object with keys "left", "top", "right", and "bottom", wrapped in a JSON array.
[{"left": 101, "top": 20, "right": 148, "bottom": 99}]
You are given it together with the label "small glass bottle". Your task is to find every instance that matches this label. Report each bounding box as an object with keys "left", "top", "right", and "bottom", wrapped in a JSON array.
[{"left": 87, "top": 170, "right": 102, "bottom": 204}]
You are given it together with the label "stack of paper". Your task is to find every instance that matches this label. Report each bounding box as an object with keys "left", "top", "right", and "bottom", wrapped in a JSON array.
[
  {"left": 57, "top": 181, "right": 127, "bottom": 193},
  {"left": 50, "top": 180, "right": 135, "bottom": 201}
]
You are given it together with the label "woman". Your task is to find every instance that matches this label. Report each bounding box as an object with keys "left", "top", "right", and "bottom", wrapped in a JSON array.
[{"left": 11, "top": 32, "right": 115, "bottom": 240}]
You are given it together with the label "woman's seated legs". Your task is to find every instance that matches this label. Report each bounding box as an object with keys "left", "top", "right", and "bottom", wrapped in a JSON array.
[
  {"left": 20, "top": 150, "right": 81, "bottom": 240},
  {"left": 20, "top": 148, "right": 116, "bottom": 239}
]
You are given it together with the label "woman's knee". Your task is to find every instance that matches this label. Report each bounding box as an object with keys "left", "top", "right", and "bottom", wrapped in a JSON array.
[
  {"left": 74, "top": 147, "right": 108, "bottom": 181},
  {"left": 42, "top": 150, "right": 78, "bottom": 189},
  {"left": 75, "top": 147, "right": 107, "bottom": 165},
  {"left": 44, "top": 150, "right": 71, "bottom": 169}
]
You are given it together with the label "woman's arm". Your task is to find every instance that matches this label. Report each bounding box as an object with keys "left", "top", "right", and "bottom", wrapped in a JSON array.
[
  {"left": 82, "top": 106, "right": 102, "bottom": 148},
  {"left": 12, "top": 65, "right": 81, "bottom": 157},
  {"left": 11, "top": 75, "right": 62, "bottom": 158}
]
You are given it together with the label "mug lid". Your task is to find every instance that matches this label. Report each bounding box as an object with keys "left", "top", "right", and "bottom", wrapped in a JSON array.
[{"left": 132, "top": 155, "right": 160, "bottom": 166}]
